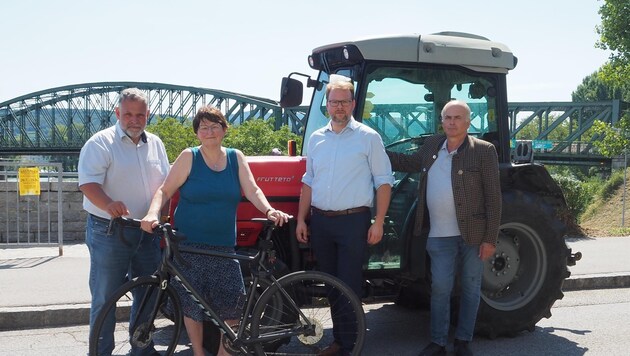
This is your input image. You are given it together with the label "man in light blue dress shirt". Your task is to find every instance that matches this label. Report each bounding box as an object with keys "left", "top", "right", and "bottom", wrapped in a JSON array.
[{"left": 296, "top": 79, "right": 393, "bottom": 356}]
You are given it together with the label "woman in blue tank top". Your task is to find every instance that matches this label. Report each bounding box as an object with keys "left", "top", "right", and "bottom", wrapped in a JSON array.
[{"left": 140, "top": 106, "right": 290, "bottom": 356}]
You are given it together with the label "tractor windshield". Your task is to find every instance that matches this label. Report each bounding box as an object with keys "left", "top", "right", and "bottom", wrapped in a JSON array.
[
  {"left": 301, "top": 63, "right": 502, "bottom": 272},
  {"left": 303, "top": 64, "right": 500, "bottom": 157}
]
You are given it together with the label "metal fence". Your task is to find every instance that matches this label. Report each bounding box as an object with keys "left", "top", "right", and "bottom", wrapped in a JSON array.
[{"left": 0, "top": 161, "right": 63, "bottom": 255}]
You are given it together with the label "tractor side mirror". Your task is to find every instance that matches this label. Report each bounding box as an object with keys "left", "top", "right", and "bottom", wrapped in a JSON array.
[{"left": 279, "top": 77, "right": 303, "bottom": 108}]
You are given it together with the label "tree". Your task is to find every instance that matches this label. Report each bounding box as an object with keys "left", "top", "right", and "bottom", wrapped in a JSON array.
[
  {"left": 592, "top": 119, "right": 630, "bottom": 157},
  {"left": 588, "top": 0, "right": 630, "bottom": 157},
  {"left": 146, "top": 117, "right": 197, "bottom": 163},
  {"left": 572, "top": 70, "right": 628, "bottom": 102},
  {"left": 146, "top": 117, "right": 303, "bottom": 162},
  {"left": 224, "top": 118, "right": 302, "bottom": 156},
  {"left": 595, "top": 0, "right": 630, "bottom": 93}
]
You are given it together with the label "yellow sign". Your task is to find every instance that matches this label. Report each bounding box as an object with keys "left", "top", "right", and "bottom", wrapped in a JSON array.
[{"left": 19, "top": 167, "right": 41, "bottom": 196}]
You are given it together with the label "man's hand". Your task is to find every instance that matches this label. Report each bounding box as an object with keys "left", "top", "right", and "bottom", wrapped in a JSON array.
[
  {"left": 367, "top": 223, "right": 383, "bottom": 245},
  {"left": 479, "top": 242, "right": 496, "bottom": 261},
  {"left": 296, "top": 220, "right": 309, "bottom": 243},
  {"left": 105, "top": 201, "right": 130, "bottom": 218}
]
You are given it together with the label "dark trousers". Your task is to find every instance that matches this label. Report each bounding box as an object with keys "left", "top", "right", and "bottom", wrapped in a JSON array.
[{"left": 310, "top": 210, "right": 370, "bottom": 351}]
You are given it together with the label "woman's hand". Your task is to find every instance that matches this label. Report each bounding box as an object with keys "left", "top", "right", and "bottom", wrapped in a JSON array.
[
  {"left": 266, "top": 209, "right": 291, "bottom": 226},
  {"left": 140, "top": 214, "right": 159, "bottom": 233}
]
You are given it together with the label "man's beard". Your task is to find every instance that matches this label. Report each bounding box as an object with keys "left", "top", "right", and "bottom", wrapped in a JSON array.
[
  {"left": 331, "top": 113, "right": 350, "bottom": 125},
  {"left": 124, "top": 128, "right": 144, "bottom": 139}
]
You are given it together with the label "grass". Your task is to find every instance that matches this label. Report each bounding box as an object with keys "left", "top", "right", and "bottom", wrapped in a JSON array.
[{"left": 579, "top": 168, "right": 630, "bottom": 237}]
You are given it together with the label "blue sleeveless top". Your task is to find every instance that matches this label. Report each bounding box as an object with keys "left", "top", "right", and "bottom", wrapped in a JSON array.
[{"left": 174, "top": 147, "right": 241, "bottom": 246}]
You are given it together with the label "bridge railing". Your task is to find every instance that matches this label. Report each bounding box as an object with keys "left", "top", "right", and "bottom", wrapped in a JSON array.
[{"left": 1, "top": 82, "right": 627, "bottom": 167}]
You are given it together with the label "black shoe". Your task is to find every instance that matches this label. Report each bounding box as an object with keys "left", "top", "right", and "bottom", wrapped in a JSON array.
[
  {"left": 419, "top": 342, "right": 446, "bottom": 356},
  {"left": 454, "top": 339, "right": 473, "bottom": 356}
]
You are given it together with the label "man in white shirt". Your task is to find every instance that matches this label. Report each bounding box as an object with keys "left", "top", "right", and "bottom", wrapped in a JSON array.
[
  {"left": 296, "top": 79, "right": 393, "bottom": 355},
  {"left": 78, "top": 88, "right": 170, "bottom": 356}
]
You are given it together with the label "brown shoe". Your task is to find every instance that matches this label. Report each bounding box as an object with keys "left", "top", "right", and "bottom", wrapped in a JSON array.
[{"left": 318, "top": 341, "right": 341, "bottom": 356}]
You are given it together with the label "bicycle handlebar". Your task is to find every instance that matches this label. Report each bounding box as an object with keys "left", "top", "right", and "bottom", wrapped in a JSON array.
[
  {"left": 109, "top": 216, "right": 278, "bottom": 269},
  {"left": 108, "top": 217, "right": 190, "bottom": 267}
]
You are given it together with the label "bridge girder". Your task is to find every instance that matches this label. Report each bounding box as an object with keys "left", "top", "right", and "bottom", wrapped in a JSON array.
[
  {"left": 508, "top": 100, "right": 629, "bottom": 163},
  {"left": 0, "top": 81, "right": 297, "bottom": 153},
  {"left": 1, "top": 83, "right": 628, "bottom": 168}
]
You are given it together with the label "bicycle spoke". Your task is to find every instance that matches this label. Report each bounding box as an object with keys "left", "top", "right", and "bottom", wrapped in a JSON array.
[
  {"left": 249, "top": 271, "right": 365, "bottom": 355},
  {"left": 89, "top": 276, "right": 184, "bottom": 355}
]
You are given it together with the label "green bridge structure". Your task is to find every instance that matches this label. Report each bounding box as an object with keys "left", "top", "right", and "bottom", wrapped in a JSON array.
[{"left": 1, "top": 82, "right": 628, "bottom": 169}]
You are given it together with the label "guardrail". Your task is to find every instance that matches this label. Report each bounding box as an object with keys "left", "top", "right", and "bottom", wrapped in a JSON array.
[{"left": 0, "top": 161, "right": 64, "bottom": 256}]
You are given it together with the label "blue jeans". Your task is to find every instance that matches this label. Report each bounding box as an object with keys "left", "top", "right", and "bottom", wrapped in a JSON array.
[
  {"left": 86, "top": 214, "right": 161, "bottom": 356},
  {"left": 426, "top": 235, "right": 483, "bottom": 346}
]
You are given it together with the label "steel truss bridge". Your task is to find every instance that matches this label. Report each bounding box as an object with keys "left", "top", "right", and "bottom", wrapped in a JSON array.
[{"left": 1, "top": 82, "right": 628, "bottom": 168}]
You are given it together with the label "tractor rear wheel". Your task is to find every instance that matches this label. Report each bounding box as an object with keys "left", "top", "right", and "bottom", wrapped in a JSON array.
[{"left": 475, "top": 191, "right": 570, "bottom": 338}]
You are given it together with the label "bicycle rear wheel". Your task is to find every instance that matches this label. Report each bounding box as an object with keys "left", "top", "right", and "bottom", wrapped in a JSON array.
[
  {"left": 89, "top": 275, "right": 183, "bottom": 356},
  {"left": 249, "top": 271, "right": 365, "bottom": 355}
]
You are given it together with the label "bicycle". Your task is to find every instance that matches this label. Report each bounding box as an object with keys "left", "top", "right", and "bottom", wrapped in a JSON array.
[{"left": 88, "top": 217, "right": 366, "bottom": 355}]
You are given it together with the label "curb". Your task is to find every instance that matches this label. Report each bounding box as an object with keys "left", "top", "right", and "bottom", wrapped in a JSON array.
[
  {"left": 563, "top": 273, "right": 630, "bottom": 291},
  {"left": 2, "top": 275, "right": 629, "bottom": 331},
  {"left": 0, "top": 303, "right": 90, "bottom": 331}
]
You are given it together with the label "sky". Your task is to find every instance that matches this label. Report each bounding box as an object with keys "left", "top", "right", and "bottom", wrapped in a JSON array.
[{"left": 0, "top": 0, "right": 612, "bottom": 105}]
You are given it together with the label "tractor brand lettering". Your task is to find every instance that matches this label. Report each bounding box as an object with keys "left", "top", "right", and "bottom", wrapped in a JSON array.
[{"left": 256, "top": 176, "right": 295, "bottom": 183}]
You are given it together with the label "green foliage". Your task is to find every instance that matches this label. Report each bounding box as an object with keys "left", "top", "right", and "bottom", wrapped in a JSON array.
[
  {"left": 552, "top": 172, "right": 596, "bottom": 220},
  {"left": 146, "top": 116, "right": 303, "bottom": 161},
  {"left": 572, "top": 70, "right": 629, "bottom": 102},
  {"left": 223, "top": 118, "right": 302, "bottom": 156},
  {"left": 146, "top": 117, "right": 197, "bottom": 163},
  {"left": 586, "top": 0, "right": 630, "bottom": 158},
  {"left": 546, "top": 165, "right": 591, "bottom": 181},
  {"left": 596, "top": 0, "right": 630, "bottom": 90},
  {"left": 599, "top": 168, "right": 626, "bottom": 201},
  {"left": 580, "top": 168, "right": 627, "bottom": 221},
  {"left": 591, "top": 119, "right": 630, "bottom": 157},
  {"left": 609, "top": 226, "right": 630, "bottom": 236}
]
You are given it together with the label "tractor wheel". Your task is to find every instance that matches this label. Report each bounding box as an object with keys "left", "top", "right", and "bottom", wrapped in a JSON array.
[{"left": 475, "top": 190, "right": 571, "bottom": 338}]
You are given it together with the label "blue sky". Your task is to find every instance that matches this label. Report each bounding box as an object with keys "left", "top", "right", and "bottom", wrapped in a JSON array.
[{"left": 0, "top": 0, "right": 611, "bottom": 104}]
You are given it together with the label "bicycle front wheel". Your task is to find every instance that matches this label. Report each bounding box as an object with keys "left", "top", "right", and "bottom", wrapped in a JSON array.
[
  {"left": 89, "top": 275, "right": 183, "bottom": 356},
  {"left": 249, "top": 271, "right": 365, "bottom": 355}
]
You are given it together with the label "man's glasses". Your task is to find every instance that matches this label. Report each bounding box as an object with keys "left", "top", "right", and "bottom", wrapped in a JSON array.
[{"left": 327, "top": 99, "right": 353, "bottom": 107}]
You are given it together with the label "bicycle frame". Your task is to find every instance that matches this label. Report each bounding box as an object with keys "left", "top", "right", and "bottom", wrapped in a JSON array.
[{"left": 117, "top": 217, "right": 316, "bottom": 354}]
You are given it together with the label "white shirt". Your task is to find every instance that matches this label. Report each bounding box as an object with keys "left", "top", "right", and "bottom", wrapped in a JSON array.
[
  {"left": 426, "top": 140, "right": 462, "bottom": 237},
  {"left": 78, "top": 122, "right": 170, "bottom": 219},
  {"left": 302, "top": 117, "right": 393, "bottom": 211}
]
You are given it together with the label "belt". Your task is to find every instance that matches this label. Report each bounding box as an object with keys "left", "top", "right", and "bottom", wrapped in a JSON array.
[
  {"left": 311, "top": 206, "right": 370, "bottom": 217},
  {"left": 89, "top": 213, "right": 110, "bottom": 224}
]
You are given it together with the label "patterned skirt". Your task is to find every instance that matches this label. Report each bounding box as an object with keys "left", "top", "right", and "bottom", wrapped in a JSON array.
[{"left": 169, "top": 243, "right": 245, "bottom": 321}]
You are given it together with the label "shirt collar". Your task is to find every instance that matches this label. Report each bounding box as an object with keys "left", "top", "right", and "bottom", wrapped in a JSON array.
[
  {"left": 115, "top": 121, "right": 147, "bottom": 143},
  {"left": 440, "top": 139, "right": 458, "bottom": 155},
  {"left": 325, "top": 116, "right": 359, "bottom": 133}
]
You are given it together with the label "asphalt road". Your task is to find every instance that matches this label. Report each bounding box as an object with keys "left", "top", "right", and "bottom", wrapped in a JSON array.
[{"left": 1, "top": 288, "right": 628, "bottom": 355}]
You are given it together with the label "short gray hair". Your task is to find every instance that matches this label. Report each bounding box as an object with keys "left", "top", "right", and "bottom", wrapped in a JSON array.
[
  {"left": 441, "top": 100, "right": 471, "bottom": 121},
  {"left": 118, "top": 88, "right": 148, "bottom": 105}
]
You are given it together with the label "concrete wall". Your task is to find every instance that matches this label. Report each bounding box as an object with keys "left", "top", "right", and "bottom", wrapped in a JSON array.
[{"left": 0, "top": 181, "right": 87, "bottom": 243}]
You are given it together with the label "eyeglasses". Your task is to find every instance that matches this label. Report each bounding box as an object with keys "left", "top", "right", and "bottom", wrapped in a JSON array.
[
  {"left": 327, "top": 99, "right": 353, "bottom": 107},
  {"left": 198, "top": 124, "right": 223, "bottom": 132}
]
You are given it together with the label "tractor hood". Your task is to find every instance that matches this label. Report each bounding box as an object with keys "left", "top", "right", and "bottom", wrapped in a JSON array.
[{"left": 237, "top": 155, "right": 306, "bottom": 222}]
